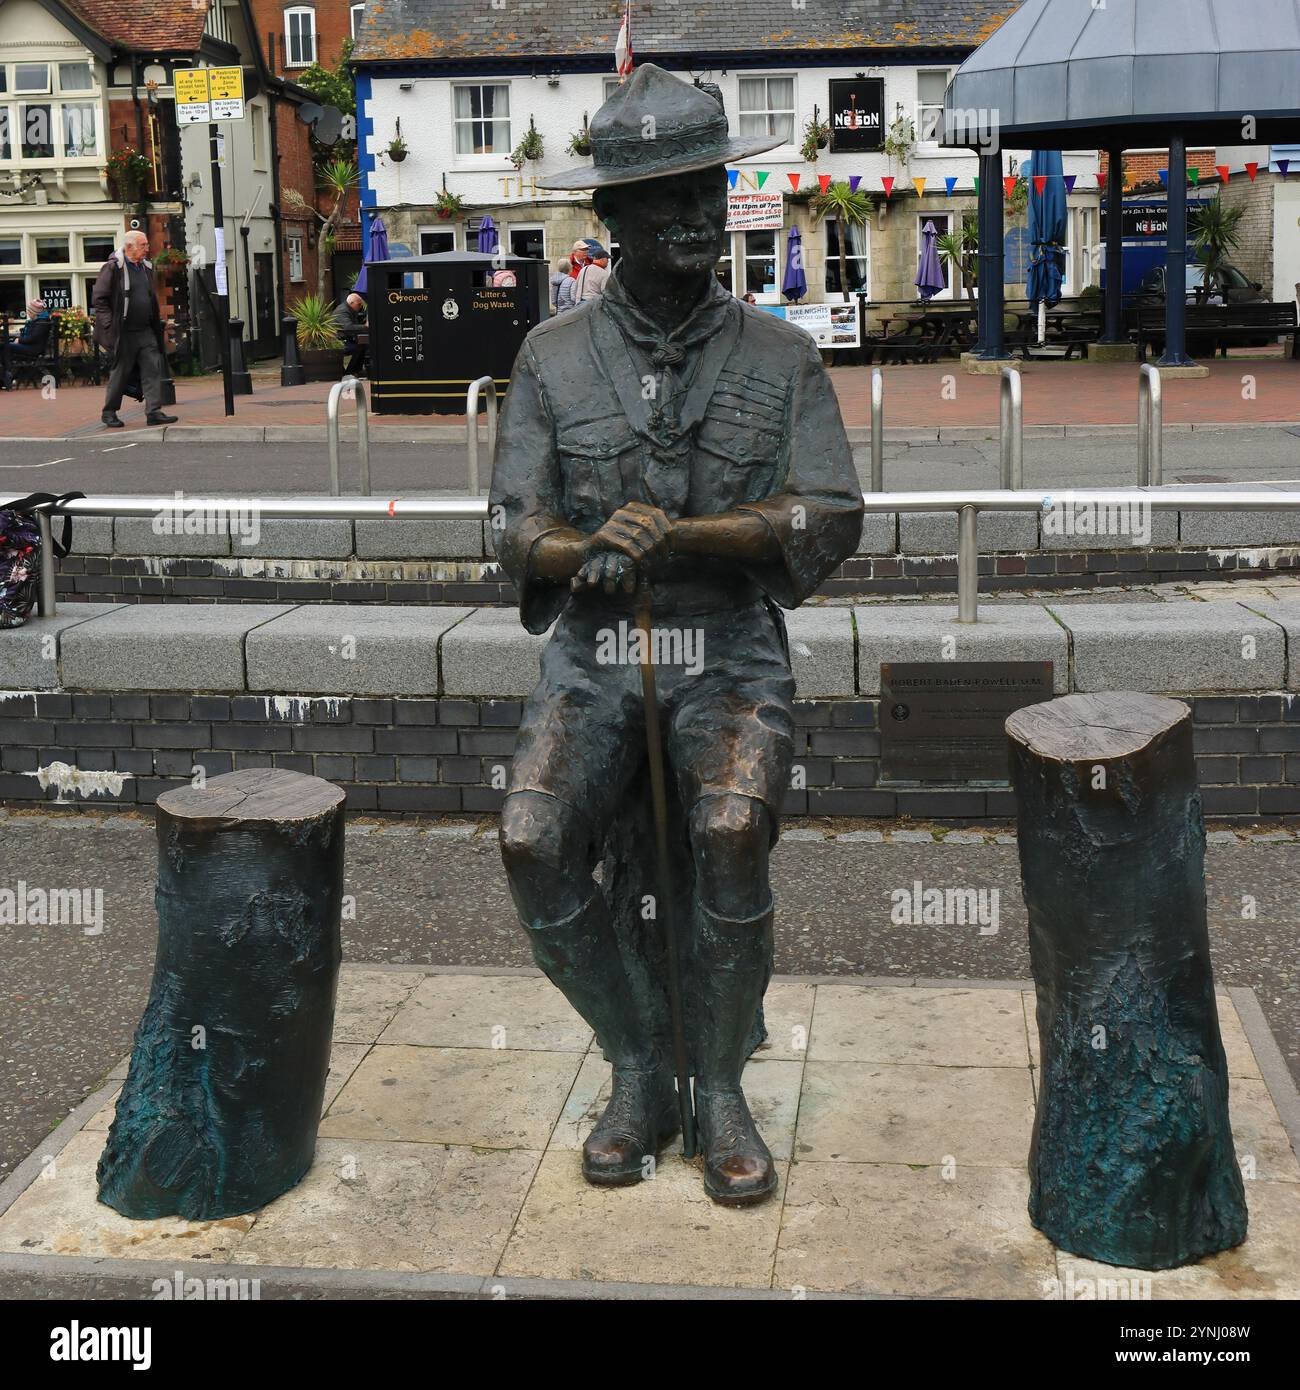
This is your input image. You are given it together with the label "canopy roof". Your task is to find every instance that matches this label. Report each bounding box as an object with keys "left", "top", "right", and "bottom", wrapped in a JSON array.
[{"left": 944, "top": 0, "right": 1300, "bottom": 147}]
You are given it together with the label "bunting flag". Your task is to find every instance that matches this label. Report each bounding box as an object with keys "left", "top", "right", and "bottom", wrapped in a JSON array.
[
  {"left": 787, "top": 172, "right": 801, "bottom": 192},
  {"left": 1033, "top": 174, "right": 1048, "bottom": 196},
  {"left": 727, "top": 169, "right": 739, "bottom": 189},
  {"left": 1064, "top": 174, "right": 1077, "bottom": 193},
  {"left": 848, "top": 174, "right": 862, "bottom": 193},
  {"left": 756, "top": 170, "right": 770, "bottom": 188},
  {"left": 913, "top": 177, "right": 927, "bottom": 199},
  {"left": 1279, "top": 160, "right": 1291, "bottom": 178},
  {"left": 1216, "top": 164, "right": 1231, "bottom": 183},
  {"left": 818, "top": 173, "right": 831, "bottom": 194},
  {"left": 1188, "top": 167, "right": 1200, "bottom": 185},
  {"left": 944, "top": 176, "right": 957, "bottom": 197},
  {"left": 973, "top": 176, "right": 979, "bottom": 194},
  {"left": 881, "top": 176, "right": 895, "bottom": 198},
  {"left": 1096, "top": 171, "right": 1107, "bottom": 188},
  {"left": 1246, "top": 162, "right": 1259, "bottom": 182},
  {"left": 1003, "top": 176, "right": 1017, "bottom": 198}
]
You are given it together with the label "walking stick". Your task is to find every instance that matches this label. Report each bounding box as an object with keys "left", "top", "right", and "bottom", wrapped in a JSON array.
[{"left": 633, "top": 573, "right": 698, "bottom": 1159}]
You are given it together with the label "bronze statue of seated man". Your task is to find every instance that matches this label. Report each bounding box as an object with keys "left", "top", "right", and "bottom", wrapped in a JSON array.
[{"left": 490, "top": 64, "right": 863, "bottom": 1206}]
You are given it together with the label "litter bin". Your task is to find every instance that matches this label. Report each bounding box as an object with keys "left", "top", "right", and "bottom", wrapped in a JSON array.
[{"left": 366, "top": 251, "right": 546, "bottom": 416}]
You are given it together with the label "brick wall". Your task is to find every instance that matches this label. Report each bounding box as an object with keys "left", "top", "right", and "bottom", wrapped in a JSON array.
[
  {"left": 1099, "top": 150, "right": 1218, "bottom": 188},
  {"left": 275, "top": 98, "right": 322, "bottom": 299},
  {"left": 2, "top": 692, "right": 1297, "bottom": 822},
  {"left": 1220, "top": 173, "right": 1276, "bottom": 292}
]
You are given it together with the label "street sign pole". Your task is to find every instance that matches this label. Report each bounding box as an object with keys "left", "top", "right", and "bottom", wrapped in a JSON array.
[{"left": 209, "top": 121, "right": 235, "bottom": 417}]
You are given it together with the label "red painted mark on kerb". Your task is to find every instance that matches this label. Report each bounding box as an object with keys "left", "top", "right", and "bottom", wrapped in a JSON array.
[{"left": 388, "top": 499, "right": 397, "bottom": 517}]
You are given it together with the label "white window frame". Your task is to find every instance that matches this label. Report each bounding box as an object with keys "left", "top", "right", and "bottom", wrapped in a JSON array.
[
  {"left": 251, "top": 103, "right": 267, "bottom": 170},
  {"left": 18, "top": 101, "right": 55, "bottom": 161},
  {"left": 737, "top": 74, "right": 796, "bottom": 147},
  {"left": 916, "top": 69, "right": 951, "bottom": 148},
  {"left": 418, "top": 225, "right": 457, "bottom": 254},
  {"left": 285, "top": 7, "right": 317, "bottom": 69},
  {"left": 603, "top": 77, "right": 623, "bottom": 102},
  {"left": 287, "top": 231, "right": 304, "bottom": 282},
  {"left": 740, "top": 228, "right": 780, "bottom": 302},
  {"left": 825, "top": 217, "right": 871, "bottom": 303},
  {"left": 452, "top": 82, "right": 511, "bottom": 160},
  {"left": 13, "top": 63, "right": 51, "bottom": 95},
  {"left": 916, "top": 214, "right": 954, "bottom": 300},
  {"left": 350, "top": 3, "right": 366, "bottom": 38},
  {"left": 60, "top": 101, "right": 98, "bottom": 159},
  {"left": 507, "top": 222, "right": 545, "bottom": 261},
  {"left": 56, "top": 62, "right": 94, "bottom": 93}
]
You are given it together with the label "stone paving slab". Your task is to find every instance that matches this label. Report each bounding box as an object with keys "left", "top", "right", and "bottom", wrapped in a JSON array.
[{"left": 1, "top": 969, "right": 1296, "bottom": 1299}]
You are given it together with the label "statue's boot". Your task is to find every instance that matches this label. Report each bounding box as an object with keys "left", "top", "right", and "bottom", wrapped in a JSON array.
[
  {"left": 526, "top": 894, "right": 678, "bottom": 1186},
  {"left": 695, "top": 901, "right": 778, "bottom": 1207}
]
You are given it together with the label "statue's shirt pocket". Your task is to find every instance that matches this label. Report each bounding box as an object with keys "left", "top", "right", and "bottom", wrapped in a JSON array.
[
  {"left": 556, "top": 419, "right": 639, "bottom": 527},
  {"left": 695, "top": 405, "right": 783, "bottom": 503}
]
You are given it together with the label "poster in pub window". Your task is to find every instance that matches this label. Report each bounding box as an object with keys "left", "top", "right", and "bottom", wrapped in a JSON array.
[{"left": 828, "top": 78, "right": 885, "bottom": 153}]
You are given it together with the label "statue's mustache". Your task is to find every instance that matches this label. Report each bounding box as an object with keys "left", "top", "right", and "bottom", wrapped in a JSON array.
[{"left": 657, "top": 224, "right": 714, "bottom": 246}]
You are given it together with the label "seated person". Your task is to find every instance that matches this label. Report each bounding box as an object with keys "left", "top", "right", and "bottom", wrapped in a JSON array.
[
  {"left": 332, "top": 292, "right": 368, "bottom": 376},
  {"left": 3, "top": 300, "right": 52, "bottom": 387}
]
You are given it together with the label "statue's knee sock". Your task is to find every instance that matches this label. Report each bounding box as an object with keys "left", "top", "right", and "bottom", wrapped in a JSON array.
[
  {"left": 525, "top": 894, "right": 653, "bottom": 1068},
  {"left": 694, "top": 899, "right": 774, "bottom": 1092}
]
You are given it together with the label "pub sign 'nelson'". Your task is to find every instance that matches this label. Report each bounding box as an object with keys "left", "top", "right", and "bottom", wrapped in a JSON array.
[{"left": 829, "top": 79, "right": 885, "bottom": 153}]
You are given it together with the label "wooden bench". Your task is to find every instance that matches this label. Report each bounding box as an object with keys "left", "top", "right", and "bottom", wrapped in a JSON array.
[{"left": 1135, "top": 300, "right": 1299, "bottom": 360}]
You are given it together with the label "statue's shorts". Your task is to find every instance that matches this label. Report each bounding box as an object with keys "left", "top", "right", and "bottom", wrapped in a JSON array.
[{"left": 508, "top": 598, "right": 796, "bottom": 838}]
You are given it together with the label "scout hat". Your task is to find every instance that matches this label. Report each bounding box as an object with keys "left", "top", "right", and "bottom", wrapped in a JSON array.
[{"left": 537, "top": 63, "right": 784, "bottom": 190}]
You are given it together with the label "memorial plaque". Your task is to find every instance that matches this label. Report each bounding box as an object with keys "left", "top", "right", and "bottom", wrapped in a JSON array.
[{"left": 881, "top": 661, "right": 1053, "bottom": 783}]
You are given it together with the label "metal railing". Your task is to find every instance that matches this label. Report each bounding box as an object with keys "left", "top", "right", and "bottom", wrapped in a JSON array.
[
  {"left": 999, "top": 366, "right": 1023, "bottom": 490},
  {"left": 1139, "top": 363, "right": 1164, "bottom": 487},
  {"left": 466, "top": 376, "right": 498, "bottom": 496},
  {"left": 33, "top": 487, "right": 1300, "bottom": 626},
  {"left": 869, "top": 368, "right": 884, "bottom": 493},
  {"left": 326, "top": 377, "right": 370, "bottom": 497}
]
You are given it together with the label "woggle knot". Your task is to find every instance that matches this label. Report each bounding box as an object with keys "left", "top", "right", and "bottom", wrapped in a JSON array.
[{"left": 651, "top": 343, "right": 686, "bottom": 368}]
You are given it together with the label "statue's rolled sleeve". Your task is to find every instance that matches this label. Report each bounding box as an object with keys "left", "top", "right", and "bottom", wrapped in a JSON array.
[
  {"left": 736, "top": 338, "right": 864, "bottom": 608},
  {"left": 490, "top": 341, "right": 571, "bottom": 634}
]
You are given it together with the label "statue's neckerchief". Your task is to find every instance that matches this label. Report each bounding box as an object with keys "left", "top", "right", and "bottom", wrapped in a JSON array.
[{"left": 593, "top": 270, "right": 742, "bottom": 513}]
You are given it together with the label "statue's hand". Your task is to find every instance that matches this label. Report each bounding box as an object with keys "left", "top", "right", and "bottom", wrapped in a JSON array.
[
  {"left": 571, "top": 551, "right": 638, "bottom": 594},
  {"left": 589, "top": 502, "right": 673, "bottom": 568}
]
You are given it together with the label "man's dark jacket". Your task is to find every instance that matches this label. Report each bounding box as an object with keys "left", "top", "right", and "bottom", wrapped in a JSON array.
[{"left": 91, "top": 250, "right": 163, "bottom": 353}]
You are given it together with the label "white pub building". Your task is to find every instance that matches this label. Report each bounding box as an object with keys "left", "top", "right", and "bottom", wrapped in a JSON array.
[{"left": 351, "top": 0, "right": 1099, "bottom": 325}]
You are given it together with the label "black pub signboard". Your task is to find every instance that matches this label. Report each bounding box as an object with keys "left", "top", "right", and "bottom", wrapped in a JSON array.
[
  {"left": 828, "top": 78, "right": 885, "bottom": 152},
  {"left": 881, "top": 661, "right": 1054, "bottom": 783}
]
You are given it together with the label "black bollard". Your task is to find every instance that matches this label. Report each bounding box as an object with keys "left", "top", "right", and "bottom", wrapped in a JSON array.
[
  {"left": 227, "top": 316, "right": 253, "bottom": 395},
  {"left": 97, "top": 769, "right": 345, "bottom": 1220},
  {"left": 1006, "top": 692, "right": 1248, "bottom": 1270},
  {"left": 280, "top": 313, "right": 305, "bottom": 386}
]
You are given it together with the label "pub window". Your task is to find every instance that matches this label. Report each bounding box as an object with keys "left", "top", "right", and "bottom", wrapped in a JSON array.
[
  {"left": 825, "top": 218, "right": 871, "bottom": 300},
  {"left": 714, "top": 241, "right": 735, "bottom": 295},
  {"left": 917, "top": 71, "right": 950, "bottom": 145},
  {"left": 83, "top": 232, "right": 115, "bottom": 263},
  {"left": 738, "top": 76, "right": 795, "bottom": 145},
  {"left": 14, "top": 63, "right": 50, "bottom": 94},
  {"left": 508, "top": 224, "right": 545, "bottom": 260},
  {"left": 0, "top": 279, "right": 25, "bottom": 317},
  {"left": 916, "top": 215, "right": 952, "bottom": 299},
  {"left": 604, "top": 77, "right": 622, "bottom": 102},
  {"left": 21, "top": 103, "right": 54, "bottom": 159},
  {"left": 0, "top": 237, "right": 20, "bottom": 265},
  {"left": 285, "top": 7, "right": 316, "bottom": 68},
  {"left": 453, "top": 83, "right": 510, "bottom": 156},
  {"left": 57, "top": 63, "right": 94, "bottom": 92},
  {"left": 419, "top": 227, "right": 456, "bottom": 254},
  {"left": 742, "top": 229, "right": 778, "bottom": 299},
  {"left": 0, "top": 108, "right": 10, "bottom": 159},
  {"left": 36, "top": 235, "right": 69, "bottom": 264},
  {"left": 287, "top": 232, "right": 304, "bottom": 281},
  {"left": 62, "top": 102, "right": 97, "bottom": 157}
]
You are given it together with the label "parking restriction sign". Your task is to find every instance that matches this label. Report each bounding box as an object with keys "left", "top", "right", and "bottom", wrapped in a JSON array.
[
  {"left": 209, "top": 66, "right": 245, "bottom": 120},
  {"left": 174, "top": 68, "right": 211, "bottom": 123}
]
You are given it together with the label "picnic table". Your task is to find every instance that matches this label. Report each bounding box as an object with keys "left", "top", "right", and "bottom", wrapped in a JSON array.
[{"left": 867, "top": 305, "right": 979, "bottom": 364}]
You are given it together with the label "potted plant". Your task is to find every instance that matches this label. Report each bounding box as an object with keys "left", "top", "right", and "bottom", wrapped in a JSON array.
[
  {"left": 510, "top": 117, "right": 544, "bottom": 169},
  {"left": 567, "top": 119, "right": 593, "bottom": 158},
  {"left": 104, "top": 147, "right": 151, "bottom": 205},
  {"left": 152, "top": 246, "right": 190, "bottom": 278},
  {"left": 801, "top": 114, "right": 831, "bottom": 163},
  {"left": 289, "top": 293, "right": 344, "bottom": 381},
  {"left": 51, "top": 305, "right": 91, "bottom": 354},
  {"left": 386, "top": 134, "right": 408, "bottom": 163},
  {"left": 882, "top": 107, "right": 916, "bottom": 168},
  {"left": 434, "top": 189, "right": 463, "bottom": 220}
]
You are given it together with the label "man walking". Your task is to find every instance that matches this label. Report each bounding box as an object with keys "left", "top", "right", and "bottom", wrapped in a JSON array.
[
  {"left": 490, "top": 66, "right": 862, "bottom": 1207},
  {"left": 93, "top": 230, "right": 176, "bottom": 428}
]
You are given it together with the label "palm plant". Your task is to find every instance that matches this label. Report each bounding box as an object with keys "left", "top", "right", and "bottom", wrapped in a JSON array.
[
  {"left": 1189, "top": 196, "right": 1244, "bottom": 296},
  {"left": 812, "top": 182, "right": 873, "bottom": 302},
  {"left": 281, "top": 157, "right": 360, "bottom": 298},
  {"left": 289, "top": 294, "right": 342, "bottom": 352},
  {"left": 935, "top": 215, "right": 978, "bottom": 304}
]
